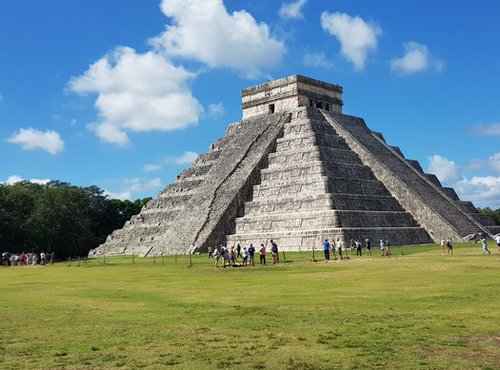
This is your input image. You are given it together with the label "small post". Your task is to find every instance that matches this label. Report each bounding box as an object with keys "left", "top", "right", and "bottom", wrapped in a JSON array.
[
  {"left": 132, "top": 253, "right": 135, "bottom": 264},
  {"left": 282, "top": 250, "right": 287, "bottom": 262},
  {"left": 103, "top": 253, "right": 107, "bottom": 265},
  {"left": 312, "top": 246, "right": 315, "bottom": 262},
  {"left": 299, "top": 246, "right": 302, "bottom": 255},
  {"left": 68, "top": 257, "right": 71, "bottom": 266},
  {"left": 153, "top": 254, "right": 156, "bottom": 263},
  {"left": 189, "top": 252, "right": 192, "bottom": 267},
  {"left": 161, "top": 252, "right": 165, "bottom": 266},
  {"left": 50, "top": 252, "right": 55, "bottom": 265},
  {"left": 400, "top": 245, "right": 404, "bottom": 255},
  {"left": 175, "top": 254, "right": 177, "bottom": 264},
  {"left": 77, "top": 256, "right": 80, "bottom": 267}
]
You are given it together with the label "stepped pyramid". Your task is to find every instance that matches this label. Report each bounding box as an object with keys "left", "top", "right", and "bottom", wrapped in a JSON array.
[{"left": 90, "top": 75, "right": 499, "bottom": 256}]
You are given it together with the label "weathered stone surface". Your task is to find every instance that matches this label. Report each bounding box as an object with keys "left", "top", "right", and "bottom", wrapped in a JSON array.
[{"left": 90, "top": 75, "right": 498, "bottom": 257}]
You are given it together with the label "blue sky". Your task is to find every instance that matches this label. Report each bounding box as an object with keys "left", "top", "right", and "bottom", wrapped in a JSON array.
[{"left": 1, "top": 0, "right": 499, "bottom": 208}]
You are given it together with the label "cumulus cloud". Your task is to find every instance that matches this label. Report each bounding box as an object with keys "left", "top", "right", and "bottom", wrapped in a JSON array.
[
  {"left": 2, "top": 175, "right": 51, "bottom": 185},
  {"left": 104, "top": 190, "right": 132, "bottom": 201},
  {"left": 164, "top": 151, "right": 199, "bottom": 165},
  {"left": 455, "top": 176, "right": 500, "bottom": 209},
  {"left": 123, "top": 177, "right": 162, "bottom": 192},
  {"left": 303, "top": 52, "right": 333, "bottom": 69},
  {"left": 427, "top": 154, "right": 500, "bottom": 208},
  {"left": 7, "top": 128, "right": 64, "bottom": 154},
  {"left": 69, "top": 46, "right": 203, "bottom": 146},
  {"left": 391, "top": 42, "right": 445, "bottom": 75},
  {"left": 143, "top": 164, "right": 162, "bottom": 172},
  {"left": 427, "top": 155, "right": 462, "bottom": 184},
  {"left": 320, "top": 12, "right": 381, "bottom": 70},
  {"left": 151, "top": 0, "right": 285, "bottom": 78},
  {"left": 468, "top": 122, "right": 500, "bottom": 136},
  {"left": 279, "top": 0, "right": 308, "bottom": 20}
]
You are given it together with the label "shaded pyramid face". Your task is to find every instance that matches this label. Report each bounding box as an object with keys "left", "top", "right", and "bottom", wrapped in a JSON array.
[{"left": 91, "top": 76, "right": 499, "bottom": 257}]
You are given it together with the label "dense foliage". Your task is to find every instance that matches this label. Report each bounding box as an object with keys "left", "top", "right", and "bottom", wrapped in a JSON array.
[
  {"left": 477, "top": 207, "right": 500, "bottom": 226},
  {"left": 0, "top": 181, "right": 151, "bottom": 258}
]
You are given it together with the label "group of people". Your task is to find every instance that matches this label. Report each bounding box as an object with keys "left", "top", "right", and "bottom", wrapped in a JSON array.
[
  {"left": 208, "top": 240, "right": 280, "bottom": 268},
  {"left": 1, "top": 251, "right": 48, "bottom": 266},
  {"left": 323, "top": 238, "right": 391, "bottom": 261}
]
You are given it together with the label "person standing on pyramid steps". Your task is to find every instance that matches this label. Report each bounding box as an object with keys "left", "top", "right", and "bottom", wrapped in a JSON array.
[
  {"left": 365, "top": 238, "right": 372, "bottom": 256},
  {"left": 480, "top": 237, "right": 492, "bottom": 254},
  {"left": 323, "top": 239, "right": 330, "bottom": 262}
]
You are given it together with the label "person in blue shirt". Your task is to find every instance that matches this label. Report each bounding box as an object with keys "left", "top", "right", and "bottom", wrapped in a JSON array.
[
  {"left": 481, "top": 237, "right": 491, "bottom": 255},
  {"left": 248, "top": 244, "right": 255, "bottom": 266},
  {"left": 323, "top": 239, "right": 330, "bottom": 261}
]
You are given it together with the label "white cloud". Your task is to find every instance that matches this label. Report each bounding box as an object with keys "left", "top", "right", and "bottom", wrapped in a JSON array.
[
  {"left": 427, "top": 155, "right": 462, "bottom": 184},
  {"left": 104, "top": 190, "right": 132, "bottom": 201},
  {"left": 391, "top": 42, "right": 445, "bottom": 75},
  {"left": 143, "top": 164, "right": 162, "bottom": 172},
  {"left": 279, "top": 0, "right": 308, "bottom": 20},
  {"left": 468, "top": 122, "right": 500, "bottom": 136},
  {"left": 69, "top": 118, "right": 77, "bottom": 126},
  {"left": 123, "top": 177, "right": 162, "bottom": 192},
  {"left": 151, "top": 0, "right": 285, "bottom": 78},
  {"left": 488, "top": 153, "right": 500, "bottom": 174},
  {"left": 2, "top": 175, "right": 51, "bottom": 185},
  {"left": 320, "top": 12, "right": 381, "bottom": 70},
  {"left": 69, "top": 46, "right": 203, "bottom": 146},
  {"left": 165, "top": 151, "right": 199, "bottom": 165},
  {"left": 455, "top": 176, "right": 500, "bottom": 209},
  {"left": 207, "top": 103, "right": 225, "bottom": 119},
  {"left": 7, "top": 128, "right": 64, "bottom": 154},
  {"left": 303, "top": 52, "right": 333, "bottom": 69}
]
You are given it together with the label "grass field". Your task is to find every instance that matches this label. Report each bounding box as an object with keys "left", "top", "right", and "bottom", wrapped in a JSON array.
[{"left": 1, "top": 243, "right": 499, "bottom": 369}]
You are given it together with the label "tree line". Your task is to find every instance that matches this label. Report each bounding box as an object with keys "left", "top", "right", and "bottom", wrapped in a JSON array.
[
  {"left": 0, "top": 181, "right": 151, "bottom": 259},
  {"left": 476, "top": 207, "right": 500, "bottom": 226}
]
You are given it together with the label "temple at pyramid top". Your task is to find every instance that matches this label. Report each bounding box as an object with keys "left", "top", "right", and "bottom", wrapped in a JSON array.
[
  {"left": 241, "top": 75, "right": 343, "bottom": 119},
  {"left": 90, "top": 75, "right": 500, "bottom": 257}
]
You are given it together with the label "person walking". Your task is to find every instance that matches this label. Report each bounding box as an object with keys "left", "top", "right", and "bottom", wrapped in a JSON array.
[
  {"left": 481, "top": 237, "right": 491, "bottom": 254},
  {"left": 242, "top": 247, "right": 248, "bottom": 266},
  {"left": 356, "top": 240, "right": 362, "bottom": 256},
  {"left": 208, "top": 246, "right": 213, "bottom": 258},
  {"left": 259, "top": 244, "right": 266, "bottom": 265},
  {"left": 337, "top": 238, "right": 344, "bottom": 260},
  {"left": 323, "top": 239, "right": 330, "bottom": 261},
  {"left": 496, "top": 234, "right": 500, "bottom": 252},
  {"left": 270, "top": 240, "right": 279, "bottom": 263},
  {"left": 440, "top": 238, "right": 445, "bottom": 255},
  {"left": 236, "top": 243, "right": 242, "bottom": 258},
  {"left": 380, "top": 240, "right": 385, "bottom": 256},
  {"left": 446, "top": 237, "right": 453, "bottom": 255}
]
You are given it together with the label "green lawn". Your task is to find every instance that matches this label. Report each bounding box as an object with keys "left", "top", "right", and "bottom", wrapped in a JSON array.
[{"left": 1, "top": 243, "right": 499, "bottom": 369}]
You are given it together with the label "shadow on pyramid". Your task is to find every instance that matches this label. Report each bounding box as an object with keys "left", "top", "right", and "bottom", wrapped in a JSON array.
[{"left": 90, "top": 75, "right": 499, "bottom": 257}]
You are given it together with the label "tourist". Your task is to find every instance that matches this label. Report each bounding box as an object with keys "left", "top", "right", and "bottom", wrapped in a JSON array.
[
  {"left": 365, "top": 238, "right": 372, "bottom": 256},
  {"left": 208, "top": 246, "right": 213, "bottom": 258},
  {"left": 496, "top": 234, "right": 500, "bottom": 252},
  {"left": 323, "top": 239, "right": 330, "bottom": 261},
  {"left": 337, "top": 238, "right": 344, "bottom": 260},
  {"left": 356, "top": 240, "right": 362, "bottom": 256},
  {"left": 40, "top": 251, "right": 46, "bottom": 266},
  {"left": 481, "top": 237, "right": 491, "bottom": 255},
  {"left": 229, "top": 246, "right": 237, "bottom": 266},
  {"left": 223, "top": 245, "right": 230, "bottom": 267},
  {"left": 259, "top": 243, "right": 266, "bottom": 265},
  {"left": 446, "top": 237, "right": 453, "bottom": 255},
  {"left": 271, "top": 242, "right": 278, "bottom": 264},
  {"left": 385, "top": 241, "right": 391, "bottom": 256},
  {"left": 270, "top": 240, "right": 279, "bottom": 263},
  {"left": 380, "top": 240, "right": 385, "bottom": 256},
  {"left": 440, "top": 238, "right": 445, "bottom": 255},
  {"left": 331, "top": 239, "right": 337, "bottom": 260},
  {"left": 214, "top": 247, "right": 221, "bottom": 268},
  {"left": 242, "top": 247, "right": 248, "bottom": 266},
  {"left": 248, "top": 244, "right": 255, "bottom": 266},
  {"left": 236, "top": 243, "right": 242, "bottom": 258},
  {"left": 19, "top": 252, "right": 27, "bottom": 266}
]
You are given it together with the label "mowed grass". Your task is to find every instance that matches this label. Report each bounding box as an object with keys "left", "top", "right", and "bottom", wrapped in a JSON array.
[{"left": 1, "top": 243, "right": 499, "bottom": 369}]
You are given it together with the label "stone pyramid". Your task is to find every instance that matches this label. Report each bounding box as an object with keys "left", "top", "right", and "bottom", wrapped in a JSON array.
[{"left": 91, "top": 75, "right": 499, "bottom": 256}]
